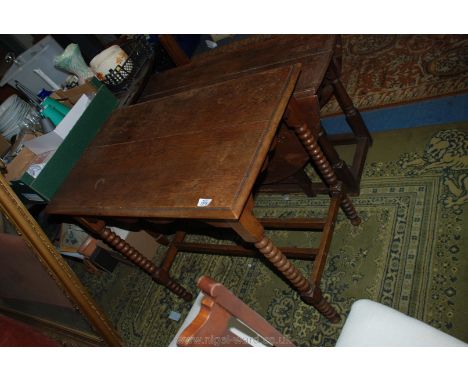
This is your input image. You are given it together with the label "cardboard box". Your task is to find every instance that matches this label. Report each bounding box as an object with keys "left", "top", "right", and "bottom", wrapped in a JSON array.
[
  {"left": 5, "top": 147, "right": 36, "bottom": 182},
  {"left": 124, "top": 230, "right": 161, "bottom": 260},
  {"left": 6, "top": 84, "right": 118, "bottom": 204},
  {"left": 58, "top": 223, "right": 160, "bottom": 259},
  {"left": 51, "top": 80, "right": 98, "bottom": 108},
  {"left": 95, "top": 227, "right": 160, "bottom": 261},
  {"left": 0, "top": 135, "right": 10, "bottom": 156}
]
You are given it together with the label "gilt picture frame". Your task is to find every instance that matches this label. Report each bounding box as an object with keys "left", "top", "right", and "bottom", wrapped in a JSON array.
[{"left": 0, "top": 174, "right": 122, "bottom": 346}]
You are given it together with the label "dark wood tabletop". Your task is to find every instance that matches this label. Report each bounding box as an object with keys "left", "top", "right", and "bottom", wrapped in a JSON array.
[
  {"left": 46, "top": 64, "right": 301, "bottom": 221},
  {"left": 139, "top": 35, "right": 336, "bottom": 102}
]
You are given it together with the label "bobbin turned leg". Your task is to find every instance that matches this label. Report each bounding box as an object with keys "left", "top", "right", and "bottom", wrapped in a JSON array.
[
  {"left": 317, "top": 128, "right": 359, "bottom": 195},
  {"left": 285, "top": 97, "right": 361, "bottom": 226},
  {"left": 76, "top": 218, "right": 193, "bottom": 301},
  {"left": 297, "top": 96, "right": 359, "bottom": 194},
  {"left": 228, "top": 208, "right": 340, "bottom": 323}
]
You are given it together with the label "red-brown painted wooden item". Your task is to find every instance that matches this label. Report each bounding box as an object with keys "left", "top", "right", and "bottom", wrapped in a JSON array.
[{"left": 177, "top": 275, "right": 295, "bottom": 347}]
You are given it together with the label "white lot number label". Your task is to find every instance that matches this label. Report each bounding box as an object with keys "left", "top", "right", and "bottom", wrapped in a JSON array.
[{"left": 197, "top": 198, "right": 212, "bottom": 207}]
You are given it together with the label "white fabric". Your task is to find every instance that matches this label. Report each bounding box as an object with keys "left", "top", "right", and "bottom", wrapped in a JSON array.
[
  {"left": 336, "top": 299, "right": 467, "bottom": 347},
  {"left": 168, "top": 292, "right": 204, "bottom": 347}
]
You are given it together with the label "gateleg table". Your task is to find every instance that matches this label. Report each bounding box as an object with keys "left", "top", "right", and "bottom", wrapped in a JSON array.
[{"left": 46, "top": 64, "right": 361, "bottom": 322}]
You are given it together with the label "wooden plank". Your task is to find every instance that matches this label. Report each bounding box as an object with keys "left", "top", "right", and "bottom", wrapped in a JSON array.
[
  {"left": 327, "top": 133, "right": 358, "bottom": 146},
  {"left": 159, "top": 35, "right": 190, "bottom": 66},
  {"left": 311, "top": 196, "right": 341, "bottom": 283},
  {"left": 258, "top": 217, "right": 326, "bottom": 230},
  {"left": 351, "top": 137, "right": 371, "bottom": 188},
  {"left": 176, "top": 242, "right": 318, "bottom": 260}
]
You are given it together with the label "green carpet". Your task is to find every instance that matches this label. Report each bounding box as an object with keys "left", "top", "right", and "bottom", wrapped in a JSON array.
[{"left": 71, "top": 122, "right": 468, "bottom": 346}]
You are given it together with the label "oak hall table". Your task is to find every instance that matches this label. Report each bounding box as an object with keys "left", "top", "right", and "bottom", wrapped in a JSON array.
[{"left": 46, "top": 64, "right": 361, "bottom": 322}]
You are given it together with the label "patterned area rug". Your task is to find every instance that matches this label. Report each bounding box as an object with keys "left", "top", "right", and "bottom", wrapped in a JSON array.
[
  {"left": 322, "top": 35, "right": 468, "bottom": 115},
  {"left": 71, "top": 122, "right": 468, "bottom": 346}
]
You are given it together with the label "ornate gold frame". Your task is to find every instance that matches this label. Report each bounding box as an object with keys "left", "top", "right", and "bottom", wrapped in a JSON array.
[{"left": 0, "top": 174, "right": 122, "bottom": 346}]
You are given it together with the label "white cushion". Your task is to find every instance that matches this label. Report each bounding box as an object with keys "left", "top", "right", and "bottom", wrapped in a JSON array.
[{"left": 336, "top": 299, "right": 467, "bottom": 347}]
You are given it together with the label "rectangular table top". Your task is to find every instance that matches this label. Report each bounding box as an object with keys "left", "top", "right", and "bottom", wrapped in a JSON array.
[
  {"left": 46, "top": 64, "right": 301, "bottom": 221},
  {"left": 140, "top": 35, "right": 336, "bottom": 102}
]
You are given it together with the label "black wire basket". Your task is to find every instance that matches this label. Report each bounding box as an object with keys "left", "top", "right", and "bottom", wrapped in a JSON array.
[{"left": 102, "top": 36, "right": 154, "bottom": 92}]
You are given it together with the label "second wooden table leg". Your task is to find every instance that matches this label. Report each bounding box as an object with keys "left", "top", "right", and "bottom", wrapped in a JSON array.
[
  {"left": 76, "top": 218, "right": 193, "bottom": 301},
  {"left": 228, "top": 208, "right": 340, "bottom": 323},
  {"left": 285, "top": 97, "right": 361, "bottom": 226}
]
